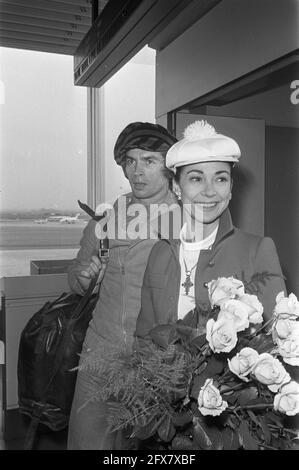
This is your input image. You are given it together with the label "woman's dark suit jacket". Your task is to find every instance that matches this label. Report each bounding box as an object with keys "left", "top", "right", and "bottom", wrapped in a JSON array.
[{"left": 135, "top": 209, "right": 286, "bottom": 340}]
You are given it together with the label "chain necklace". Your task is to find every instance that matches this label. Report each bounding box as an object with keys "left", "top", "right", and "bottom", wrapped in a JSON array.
[
  {"left": 181, "top": 237, "right": 215, "bottom": 295},
  {"left": 181, "top": 258, "right": 198, "bottom": 295}
]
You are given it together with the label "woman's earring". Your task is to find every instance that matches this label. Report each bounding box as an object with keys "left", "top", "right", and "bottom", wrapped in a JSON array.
[
  {"left": 174, "top": 188, "right": 181, "bottom": 200},
  {"left": 173, "top": 181, "right": 181, "bottom": 200},
  {"left": 175, "top": 189, "right": 182, "bottom": 200}
]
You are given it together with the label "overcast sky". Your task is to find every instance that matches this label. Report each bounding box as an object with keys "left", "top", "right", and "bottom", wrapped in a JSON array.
[
  {"left": 0, "top": 47, "right": 87, "bottom": 211},
  {"left": 0, "top": 46, "right": 156, "bottom": 212}
]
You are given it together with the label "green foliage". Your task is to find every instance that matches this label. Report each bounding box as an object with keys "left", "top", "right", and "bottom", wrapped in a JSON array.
[
  {"left": 78, "top": 320, "right": 298, "bottom": 450},
  {"left": 258, "top": 416, "right": 272, "bottom": 444},
  {"left": 78, "top": 340, "right": 192, "bottom": 432},
  {"left": 222, "top": 428, "right": 239, "bottom": 450},
  {"left": 171, "top": 435, "right": 197, "bottom": 450},
  {"left": 149, "top": 324, "right": 177, "bottom": 349},
  {"left": 240, "top": 271, "right": 283, "bottom": 296},
  {"left": 130, "top": 412, "right": 166, "bottom": 440},
  {"left": 238, "top": 420, "right": 259, "bottom": 450},
  {"left": 157, "top": 414, "right": 176, "bottom": 442},
  {"left": 237, "top": 387, "right": 259, "bottom": 406},
  {"left": 192, "top": 416, "right": 213, "bottom": 449},
  {"left": 191, "top": 416, "right": 224, "bottom": 450},
  {"left": 77, "top": 273, "right": 299, "bottom": 451},
  {"left": 247, "top": 333, "right": 276, "bottom": 354},
  {"left": 171, "top": 410, "right": 193, "bottom": 428}
]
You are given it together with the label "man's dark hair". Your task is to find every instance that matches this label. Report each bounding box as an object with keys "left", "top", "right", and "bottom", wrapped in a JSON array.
[{"left": 114, "top": 122, "right": 177, "bottom": 170}]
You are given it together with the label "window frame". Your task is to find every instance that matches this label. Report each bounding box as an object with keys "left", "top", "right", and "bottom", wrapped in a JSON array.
[{"left": 87, "top": 87, "right": 105, "bottom": 210}]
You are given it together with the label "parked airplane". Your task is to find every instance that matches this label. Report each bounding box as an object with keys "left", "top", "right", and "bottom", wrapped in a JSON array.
[
  {"left": 59, "top": 213, "right": 81, "bottom": 224},
  {"left": 34, "top": 218, "right": 48, "bottom": 224},
  {"left": 48, "top": 215, "right": 64, "bottom": 222}
]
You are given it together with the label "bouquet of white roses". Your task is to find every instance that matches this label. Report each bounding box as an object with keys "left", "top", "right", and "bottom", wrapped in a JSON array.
[{"left": 78, "top": 277, "right": 299, "bottom": 450}]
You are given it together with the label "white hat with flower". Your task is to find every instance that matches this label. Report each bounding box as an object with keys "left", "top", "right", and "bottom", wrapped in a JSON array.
[{"left": 166, "top": 120, "right": 241, "bottom": 172}]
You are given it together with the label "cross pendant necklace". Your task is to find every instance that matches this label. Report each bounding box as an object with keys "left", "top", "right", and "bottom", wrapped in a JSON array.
[
  {"left": 182, "top": 259, "right": 197, "bottom": 295},
  {"left": 182, "top": 271, "right": 193, "bottom": 295}
]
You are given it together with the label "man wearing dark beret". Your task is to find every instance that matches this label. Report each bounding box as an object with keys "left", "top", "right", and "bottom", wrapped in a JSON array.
[{"left": 67, "top": 122, "right": 178, "bottom": 450}]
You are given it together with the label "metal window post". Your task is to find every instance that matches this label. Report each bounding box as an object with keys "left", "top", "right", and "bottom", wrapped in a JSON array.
[{"left": 87, "top": 86, "right": 105, "bottom": 210}]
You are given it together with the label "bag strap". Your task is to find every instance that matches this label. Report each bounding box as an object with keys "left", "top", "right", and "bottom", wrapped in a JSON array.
[
  {"left": 23, "top": 404, "right": 45, "bottom": 450},
  {"left": 70, "top": 200, "right": 109, "bottom": 321},
  {"left": 70, "top": 240, "right": 109, "bottom": 323},
  {"left": 41, "top": 219, "right": 109, "bottom": 386},
  {"left": 69, "top": 275, "right": 98, "bottom": 321},
  {"left": 23, "top": 205, "right": 109, "bottom": 449}
]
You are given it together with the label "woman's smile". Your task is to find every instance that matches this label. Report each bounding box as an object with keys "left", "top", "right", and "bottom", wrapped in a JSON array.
[
  {"left": 177, "top": 161, "right": 233, "bottom": 233},
  {"left": 196, "top": 202, "right": 219, "bottom": 209}
]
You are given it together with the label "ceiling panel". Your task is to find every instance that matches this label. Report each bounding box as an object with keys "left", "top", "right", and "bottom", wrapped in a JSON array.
[
  {"left": 5, "top": 0, "right": 92, "bottom": 16},
  {"left": 0, "top": 12, "right": 90, "bottom": 33},
  {"left": 0, "top": 0, "right": 109, "bottom": 55}
]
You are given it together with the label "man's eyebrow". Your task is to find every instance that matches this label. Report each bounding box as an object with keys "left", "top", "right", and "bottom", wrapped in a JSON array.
[
  {"left": 125, "top": 155, "right": 159, "bottom": 160},
  {"left": 141, "top": 154, "right": 160, "bottom": 160}
]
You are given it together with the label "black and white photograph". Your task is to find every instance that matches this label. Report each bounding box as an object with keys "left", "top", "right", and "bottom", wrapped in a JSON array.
[{"left": 0, "top": 0, "right": 298, "bottom": 455}]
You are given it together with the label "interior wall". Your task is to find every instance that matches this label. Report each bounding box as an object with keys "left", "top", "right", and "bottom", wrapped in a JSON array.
[
  {"left": 155, "top": 0, "right": 299, "bottom": 118},
  {"left": 102, "top": 50, "right": 156, "bottom": 204},
  {"left": 206, "top": 84, "right": 298, "bottom": 128},
  {"left": 0, "top": 274, "right": 69, "bottom": 414},
  {"left": 176, "top": 113, "right": 265, "bottom": 237},
  {"left": 90, "top": 47, "right": 156, "bottom": 208},
  {"left": 265, "top": 126, "right": 299, "bottom": 296},
  {"left": 204, "top": 87, "right": 299, "bottom": 295},
  {"left": 156, "top": 114, "right": 168, "bottom": 128}
]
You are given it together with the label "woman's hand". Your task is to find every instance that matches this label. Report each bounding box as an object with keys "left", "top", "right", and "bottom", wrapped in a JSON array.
[{"left": 77, "top": 254, "right": 107, "bottom": 291}]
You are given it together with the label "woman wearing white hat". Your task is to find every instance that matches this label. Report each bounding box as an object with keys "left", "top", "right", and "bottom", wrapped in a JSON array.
[{"left": 135, "top": 121, "right": 286, "bottom": 338}]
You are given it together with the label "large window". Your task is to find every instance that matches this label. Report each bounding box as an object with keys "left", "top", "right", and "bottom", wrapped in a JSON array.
[
  {"left": 0, "top": 45, "right": 156, "bottom": 277},
  {"left": 102, "top": 46, "right": 156, "bottom": 203},
  {"left": 0, "top": 47, "right": 87, "bottom": 276}
]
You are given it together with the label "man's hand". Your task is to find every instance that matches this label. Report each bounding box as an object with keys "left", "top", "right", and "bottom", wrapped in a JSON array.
[{"left": 77, "top": 254, "right": 107, "bottom": 291}]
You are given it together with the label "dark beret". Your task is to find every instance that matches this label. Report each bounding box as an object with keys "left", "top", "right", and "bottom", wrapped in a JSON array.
[{"left": 114, "top": 122, "right": 177, "bottom": 166}]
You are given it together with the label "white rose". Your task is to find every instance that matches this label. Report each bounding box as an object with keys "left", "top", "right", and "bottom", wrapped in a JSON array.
[
  {"left": 274, "top": 381, "right": 299, "bottom": 416},
  {"left": 206, "top": 318, "right": 238, "bottom": 353},
  {"left": 277, "top": 330, "right": 299, "bottom": 366},
  {"left": 238, "top": 294, "right": 264, "bottom": 324},
  {"left": 228, "top": 347, "right": 260, "bottom": 382},
  {"left": 272, "top": 318, "right": 299, "bottom": 343},
  {"left": 197, "top": 378, "right": 228, "bottom": 416},
  {"left": 274, "top": 292, "right": 299, "bottom": 319},
  {"left": 207, "top": 277, "right": 245, "bottom": 307},
  {"left": 218, "top": 299, "right": 250, "bottom": 332},
  {"left": 252, "top": 353, "right": 291, "bottom": 392}
]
